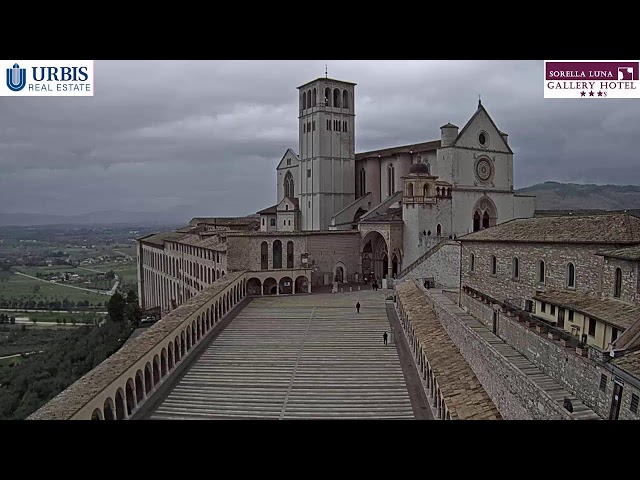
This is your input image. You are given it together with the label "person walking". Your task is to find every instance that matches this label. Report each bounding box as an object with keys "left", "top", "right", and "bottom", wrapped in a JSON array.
[
  {"left": 356, "top": 301, "right": 361, "bottom": 313},
  {"left": 383, "top": 331, "right": 388, "bottom": 345}
]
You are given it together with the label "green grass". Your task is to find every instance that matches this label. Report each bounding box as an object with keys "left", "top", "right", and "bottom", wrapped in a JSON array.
[
  {"left": 0, "top": 273, "right": 108, "bottom": 307},
  {"left": 16, "top": 265, "right": 83, "bottom": 277},
  {"left": 0, "top": 356, "right": 24, "bottom": 366},
  {"left": 15, "top": 311, "right": 105, "bottom": 324}
]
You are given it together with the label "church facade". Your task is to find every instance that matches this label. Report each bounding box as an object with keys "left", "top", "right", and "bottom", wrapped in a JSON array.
[{"left": 137, "top": 75, "right": 535, "bottom": 313}]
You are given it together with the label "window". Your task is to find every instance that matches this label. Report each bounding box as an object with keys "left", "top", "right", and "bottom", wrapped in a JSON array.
[
  {"left": 631, "top": 394, "right": 639, "bottom": 414},
  {"left": 567, "top": 262, "right": 575, "bottom": 288},
  {"left": 407, "top": 182, "right": 414, "bottom": 197},
  {"left": 599, "top": 374, "right": 607, "bottom": 392},
  {"left": 312, "top": 88, "right": 317, "bottom": 107},
  {"left": 326, "top": 119, "right": 331, "bottom": 130},
  {"left": 437, "top": 224, "right": 442, "bottom": 237},
  {"left": 270, "top": 218, "right": 276, "bottom": 226},
  {"left": 284, "top": 170, "right": 295, "bottom": 198},
  {"left": 541, "top": 302, "right": 546, "bottom": 313},
  {"left": 285, "top": 204, "right": 288, "bottom": 211},
  {"left": 470, "top": 253, "right": 475, "bottom": 272},
  {"left": 612, "top": 327, "right": 619, "bottom": 342},
  {"left": 359, "top": 168, "right": 366, "bottom": 197},
  {"left": 260, "top": 241, "right": 268, "bottom": 270},
  {"left": 491, "top": 256, "right": 497, "bottom": 275},
  {"left": 324, "top": 87, "right": 331, "bottom": 106},
  {"left": 614, "top": 267, "right": 622, "bottom": 298},
  {"left": 303, "top": 123, "right": 305, "bottom": 133},
  {"left": 307, "top": 169, "right": 311, "bottom": 178},
  {"left": 287, "top": 159, "right": 291, "bottom": 166},
  {"left": 273, "top": 240, "right": 282, "bottom": 269},
  {"left": 302, "top": 92, "right": 307, "bottom": 110},
  {"left": 550, "top": 305, "right": 555, "bottom": 315},
  {"left": 588, "top": 317, "right": 596, "bottom": 336},
  {"left": 333, "top": 88, "right": 341, "bottom": 108},
  {"left": 538, "top": 260, "right": 545, "bottom": 283},
  {"left": 568, "top": 310, "right": 574, "bottom": 321},
  {"left": 312, "top": 120, "right": 316, "bottom": 131},
  {"left": 344, "top": 121, "right": 347, "bottom": 132},
  {"left": 479, "top": 132, "right": 487, "bottom": 145},
  {"left": 512, "top": 257, "right": 519, "bottom": 279},
  {"left": 387, "top": 164, "right": 395, "bottom": 197},
  {"left": 343, "top": 89, "right": 348, "bottom": 109},
  {"left": 287, "top": 241, "right": 294, "bottom": 268}
]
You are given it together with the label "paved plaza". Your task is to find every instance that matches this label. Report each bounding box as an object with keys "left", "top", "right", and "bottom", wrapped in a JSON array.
[{"left": 150, "top": 290, "right": 414, "bottom": 419}]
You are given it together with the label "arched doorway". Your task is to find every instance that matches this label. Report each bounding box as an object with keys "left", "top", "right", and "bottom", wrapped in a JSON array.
[
  {"left": 382, "top": 254, "right": 389, "bottom": 279},
  {"left": 91, "top": 408, "right": 103, "bottom": 420},
  {"left": 361, "top": 231, "right": 389, "bottom": 282},
  {"left": 392, "top": 253, "right": 399, "bottom": 278},
  {"left": 263, "top": 277, "right": 277, "bottom": 295},
  {"left": 295, "top": 276, "right": 309, "bottom": 293},
  {"left": 333, "top": 262, "right": 347, "bottom": 283},
  {"left": 279, "top": 277, "right": 293, "bottom": 294},
  {"left": 103, "top": 398, "right": 115, "bottom": 421},
  {"left": 125, "top": 379, "right": 136, "bottom": 416},
  {"left": 135, "top": 370, "right": 145, "bottom": 404},
  {"left": 247, "top": 278, "right": 262, "bottom": 295}
]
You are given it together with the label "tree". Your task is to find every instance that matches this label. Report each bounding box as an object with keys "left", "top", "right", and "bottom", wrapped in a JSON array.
[
  {"left": 32, "top": 285, "right": 40, "bottom": 294},
  {"left": 9, "top": 316, "right": 15, "bottom": 325},
  {"left": 105, "top": 270, "right": 115, "bottom": 281},
  {"left": 31, "top": 317, "right": 37, "bottom": 325},
  {"left": 107, "top": 292, "right": 126, "bottom": 323}
]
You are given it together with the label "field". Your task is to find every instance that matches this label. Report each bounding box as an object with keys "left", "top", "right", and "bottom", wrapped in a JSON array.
[
  {"left": 0, "top": 324, "right": 80, "bottom": 357},
  {"left": 13, "top": 311, "right": 106, "bottom": 324}
]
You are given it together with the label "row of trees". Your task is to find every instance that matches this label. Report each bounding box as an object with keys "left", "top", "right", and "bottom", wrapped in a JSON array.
[
  {"left": 0, "top": 290, "right": 141, "bottom": 420},
  {"left": 0, "top": 314, "right": 16, "bottom": 324},
  {"left": 0, "top": 299, "right": 103, "bottom": 309}
]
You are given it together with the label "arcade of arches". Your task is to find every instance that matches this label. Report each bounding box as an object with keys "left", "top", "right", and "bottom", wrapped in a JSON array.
[
  {"left": 472, "top": 197, "right": 498, "bottom": 232},
  {"left": 361, "top": 231, "right": 401, "bottom": 282}
]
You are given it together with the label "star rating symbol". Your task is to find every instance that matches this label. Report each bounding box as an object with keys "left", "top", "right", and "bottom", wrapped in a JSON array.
[
  {"left": 581, "top": 91, "right": 586, "bottom": 97},
  {"left": 589, "top": 91, "right": 595, "bottom": 97},
  {"left": 598, "top": 91, "right": 603, "bottom": 97}
]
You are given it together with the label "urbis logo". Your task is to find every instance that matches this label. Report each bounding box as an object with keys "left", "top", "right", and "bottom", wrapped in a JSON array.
[
  {"left": 0, "top": 60, "right": 94, "bottom": 97},
  {"left": 6, "top": 63, "right": 26, "bottom": 91}
]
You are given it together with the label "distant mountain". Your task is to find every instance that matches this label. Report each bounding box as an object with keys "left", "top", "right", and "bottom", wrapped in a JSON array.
[
  {"left": 0, "top": 208, "right": 192, "bottom": 227},
  {"left": 517, "top": 182, "right": 640, "bottom": 211}
]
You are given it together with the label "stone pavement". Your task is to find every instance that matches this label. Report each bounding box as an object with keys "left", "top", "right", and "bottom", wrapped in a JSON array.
[
  {"left": 149, "top": 290, "right": 414, "bottom": 419},
  {"left": 428, "top": 290, "right": 601, "bottom": 420}
]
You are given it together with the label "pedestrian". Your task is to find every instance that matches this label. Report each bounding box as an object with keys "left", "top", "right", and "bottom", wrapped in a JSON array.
[
  {"left": 563, "top": 397, "right": 573, "bottom": 413},
  {"left": 356, "top": 301, "right": 361, "bottom": 313},
  {"left": 383, "top": 331, "right": 388, "bottom": 345}
]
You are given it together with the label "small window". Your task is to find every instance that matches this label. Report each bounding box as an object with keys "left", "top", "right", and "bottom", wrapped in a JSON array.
[
  {"left": 631, "top": 394, "right": 639, "bottom": 414},
  {"left": 270, "top": 218, "right": 276, "bottom": 226},
  {"left": 512, "top": 257, "right": 519, "bottom": 279},
  {"left": 612, "top": 327, "right": 619, "bottom": 342},
  {"left": 599, "top": 374, "right": 607, "bottom": 392},
  {"left": 538, "top": 260, "right": 545, "bottom": 283},
  {"left": 312, "top": 120, "right": 316, "bottom": 131},
  {"left": 262, "top": 218, "right": 265, "bottom": 225},
  {"left": 287, "top": 159, "right": 291, "bottom": 166},
  {"left": 308, "top": 201, "right": 311, "bottom": 208},
  {"left": 470, "top": 253, "right": 475, "bottom": 272},
  {"left": 568, "top": 310, "right": 574, "bottom": 321},
  {"left": 307, "top": 169, "right": 311, "bottom": 178},
  {"left": 541, "top": 302, "right": 546, "bottom": 313},
  {"left": 479, "top": 132, "right": 487, "bottom": 146},
  {"left": 491, "top": 256, "right": 497, "bottom": 275},
  {"left": 307, "top": 121, "right": 311, "bottom": 132},
  {"left": 285, "top": 204, "right": 289, "bottom": 211},
  {"left": 303, "top": 123, "right": 306, "bottom": 133},
  {"left": 567, "top": 262, "right": 575, "bottom": 288},
  {"left": 436, "top": 224, "right": 442, "bottom": 237},
  {"left": 550, "top": 305, "right": 555, "bottom": 316},
  {"left": 614, "top": 267, "right": 622, "bottom": 298},
  {"left": 344, "top": 121, "right": 347, "bottom": 132},
  {"left": 588, "top": 318, "right": 596, "bottom": 337}
]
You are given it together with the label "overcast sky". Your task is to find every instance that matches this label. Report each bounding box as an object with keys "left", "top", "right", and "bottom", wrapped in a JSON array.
[{"left": 1, "top": 60, "right": 639, "bottom": 218}]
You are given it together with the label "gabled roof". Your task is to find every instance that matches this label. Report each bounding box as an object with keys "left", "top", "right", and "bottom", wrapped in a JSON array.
[
  {"left": 356, "top": 140, "right": 441, "bottom": 160},
  {"left": 257, "top": 205, "right": 277, "bottom": 215},
  {"left": 459, "top": 213, "right": 640, "bottom": 244},
  {"left": 277, "top": 196, "right": 299, "bottom": 211},
  {"left": 452, "top": 103, "right": 513, "bottom": 154},
  {"left": 596, "top": 244, "right": 640, "bottom": 262},
  {"left": 276, "top": 148, "right": 299, "bottom": 170}
]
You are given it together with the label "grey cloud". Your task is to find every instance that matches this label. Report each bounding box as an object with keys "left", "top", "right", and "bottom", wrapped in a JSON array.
[{"left": 0, "top": 60, "right": 638, "bottom": 218}]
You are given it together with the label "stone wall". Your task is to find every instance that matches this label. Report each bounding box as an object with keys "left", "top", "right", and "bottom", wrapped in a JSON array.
[
  {"left": 226, "top": 234, "right": 307, "bottom": 271},
  {"left": 402, "top": 242, "right": 460, "bottom": 288},
  {"left": 424, "top": 288, "right": 573, "bottom": 419},
  {"left": 602, "top": 256, "right": 639, "bottom": 304},
  {"left": 307, "top": 232, "right": 361, "bottom": 285},
  {"left": 461, "top": 242, "right": 612, "bottom": 308},
  {"left": 460, "top": 291, "right": 611, "bottom": 418}
]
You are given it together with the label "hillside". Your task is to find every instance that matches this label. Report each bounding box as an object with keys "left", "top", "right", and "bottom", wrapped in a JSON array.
[{"left": 517, "top": 182, "right": 640, "bottom": 211}]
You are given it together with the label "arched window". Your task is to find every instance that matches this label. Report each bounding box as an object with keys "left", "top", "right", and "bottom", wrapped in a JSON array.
[
  {"left": 324, "top": 87, "right": 331, "bottom": 106},
  {"left": 407, "top": 182, "right": 414, "bottom": 197},
  {"left": 333, "top": 88, "right": 341, "bottom": 108},
  {"left": 273, "top": 240, "right": 282, "bottom": 269},
  {"left": 426, "top": 163, "right": 431, "bottom": 174},
  {"left": 261, "top": 241, "right": 268, "bottom": 270},
  {"left": 284, "top": 171, "right": 294, "bottom": 198},
  {"left": 482, "top": 211, "right": 490, "bottom": 229},
  {"left": 512, "top": 257, "right": 519, "bottom": 279},
  {"left": 567, "top": 262, "right": 575, "bottom": 288},
  {"left": 302, "top": 92, "right": 306, "bottom": 110},
  {"left": 387, "top": 164, "right": 395, "bottom": 197},
  {"left": 343, "top": 89, "right": 349, "bottom": 109},
  {"left": 436, "top": 224, "right": 442, "bottom": 237},
  {"left": 491, "top": 256, "right": 497, "bottom": 275},
  {"left": 312, "top": 87, "right": 317, "bottom": 107},
  {"left": 287, "top": 241, "right": 294, "bottom": 268},
  {"left": 538, "top": 260, "right": 545, "bottom": 284},
  {"left": 470, "top": 253, "right": 475, "bottom": 272},
  {"left": 307, "top": 90, "right": 311, "bottom": 109},
  {"left": 359, "top": 168, "right": 366, "bottom": 197},
  {"left": 473, "top": 211, "right": 481, "bottom": 232},
  {"left": 423, "top": 184, "right": 428, "bottom": 197},
  {"left": 614, "top": 267, "right": 622, "bottom": 298}
]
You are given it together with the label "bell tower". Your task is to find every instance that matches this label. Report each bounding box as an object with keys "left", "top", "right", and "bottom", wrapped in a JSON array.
[{"left": 297, "top": 76, "right": 356, "bottom": 230}]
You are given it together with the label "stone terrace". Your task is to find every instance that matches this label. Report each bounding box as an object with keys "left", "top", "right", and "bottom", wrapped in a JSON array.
[{"left": 395, "top": 281, "right": 501, "bottom": 420}]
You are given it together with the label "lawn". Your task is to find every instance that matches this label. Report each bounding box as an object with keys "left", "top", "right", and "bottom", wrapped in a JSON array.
[{"left": 0, "top": 272, "right": 109, "bottom": 308}]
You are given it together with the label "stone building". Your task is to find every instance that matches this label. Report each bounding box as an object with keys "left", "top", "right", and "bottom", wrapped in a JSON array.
[{"left": 456, "top": 211, "right": 640, "bottom": 419}]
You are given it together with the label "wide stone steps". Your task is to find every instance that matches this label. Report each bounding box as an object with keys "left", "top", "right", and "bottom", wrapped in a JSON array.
[{"left": 150, "top": 291, "right": 413, "bottom": 420}]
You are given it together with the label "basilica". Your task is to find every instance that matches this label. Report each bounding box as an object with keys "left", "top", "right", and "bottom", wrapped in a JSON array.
[{"left": 136, "top": 75, "right": 535, "bottom": 312}]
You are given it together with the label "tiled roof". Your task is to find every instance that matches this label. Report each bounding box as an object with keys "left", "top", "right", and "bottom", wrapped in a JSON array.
[
  {"left": 533, "top": 289, "right": 640, "bottom": 331},
  {"left": 597, "top": 245, "right": 640, "bottom": 262},
  {"left": 355, "top": 140, "right": 441, "bottom": 160},
  {"left": 139, "top": 231, "right": 186, "bottom": 247},
  {"left": 459, "top": 213, "right": 640, "bottom": 244},
  {"left": 28, "top": 271, "right": 246, "bottom": 420},
  {"left": 612, "top": 349, "right": 640, "bottom": 380},
  {"left": 257, "top": 205, "right": 277, "bottom": 215},
  {"left": 396, "top": 281, "right": 501, "bottom": 420},
  {"left": 189, "top": 217, "right": 258, "bottom": 226}
]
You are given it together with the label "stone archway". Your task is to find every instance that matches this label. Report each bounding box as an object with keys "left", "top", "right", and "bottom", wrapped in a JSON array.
[
  {"left": 361, "top": 231, "right": 389, "bottom": 282},
  {"left": 472, "top": 196, "right": 498, "bottom": 232},
  {"left": 295, "top": 275, "right": 309, "bottom": 293},
  {"left": 279, "top": 277, "right": 293, "bottom": 294},
  {"left": 247, "top": 278, "right": 262, "bottom": 295},
  {"left": 333, "top": 262, "right": 347, "bottom": 283},
  {"left": 263, "top": 277, "right": 277, "bottom": 295}
]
